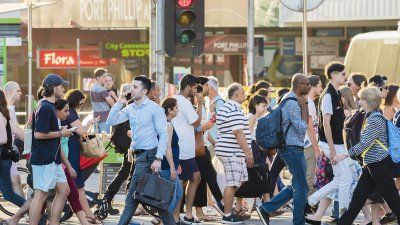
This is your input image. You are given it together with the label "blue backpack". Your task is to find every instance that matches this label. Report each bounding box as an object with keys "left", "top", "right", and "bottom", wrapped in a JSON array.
[{"left": 255, "top": 97, "right": 297, "bottom": 150}]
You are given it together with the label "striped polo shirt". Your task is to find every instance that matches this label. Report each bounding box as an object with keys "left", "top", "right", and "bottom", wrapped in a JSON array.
[
  {"left": 215, "top": 99, "right": 251, "bottom": 157},
  {"left": 90, "top": 83, "right": 111, "bottom": 123}
]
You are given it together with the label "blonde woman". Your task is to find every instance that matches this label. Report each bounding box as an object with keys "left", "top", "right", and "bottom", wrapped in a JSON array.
[{"left": 339, "top": 86, "right": 356, "bottom": 117}]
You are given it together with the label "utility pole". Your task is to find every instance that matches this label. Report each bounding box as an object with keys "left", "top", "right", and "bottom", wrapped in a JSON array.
[
  {"left": 302, "top": 0, "right": 308, "bottom": 75},
  {"left": 247, "top": 0, "right": 255, "bottom": 86},
  {"left": 150, "top": 0, "right": 156, "bottom": 78},
  {"left": 27, "top": 0, "right": 33, "bottom": 121},
  {"left": 156, "top": 0, "right": 165, "bottom": 99}
]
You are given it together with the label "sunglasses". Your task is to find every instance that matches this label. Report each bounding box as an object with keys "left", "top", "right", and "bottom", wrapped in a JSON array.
[{"left": 379, "top": 86, "right": 388, "bottom": 91}]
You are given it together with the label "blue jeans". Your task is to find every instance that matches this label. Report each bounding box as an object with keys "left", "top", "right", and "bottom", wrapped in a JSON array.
[
  {"left": 0, "top": 159, "right": 26, "bottom": 207},
  {"left": 117, "top": 149, "right": 175, "bottom": 225},
  {"left": 97, "top": 121, "right": 110, "bottom": 134},
  {"left": 160, "top": 169, "right": 183, "bottom": 212},
  {"left": 261, "top": 146, "right": 309, "bottom": 225}
]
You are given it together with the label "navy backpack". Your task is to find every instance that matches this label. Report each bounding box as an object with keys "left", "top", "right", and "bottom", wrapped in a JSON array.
[{"left": 256, "top": 97, "right": 297, "bottom": 150}]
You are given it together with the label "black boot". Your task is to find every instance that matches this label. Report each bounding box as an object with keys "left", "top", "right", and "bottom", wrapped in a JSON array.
[{"left": 106, "top": 199, "right": 120, "bottom": 215}]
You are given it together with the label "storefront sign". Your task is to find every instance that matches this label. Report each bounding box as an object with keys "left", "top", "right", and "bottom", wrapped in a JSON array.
[
  {"left": 295, "top": 37, "right": 339, "bottom": 56},
  {"left": 101, "top": 42, "right": 149, "bottom": 58},
  {"left": 38, "top": 49, "right": 109, "bottom": 68},
  {"left": 282, "top": 37, "right": 295, "bottom": 55},
  {"left": 204, "top": 35, "right": 247, "bottom": 54}
]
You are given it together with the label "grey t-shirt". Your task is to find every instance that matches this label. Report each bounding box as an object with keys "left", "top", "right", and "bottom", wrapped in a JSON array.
[{"left": 90, "top": 83, "right": 111, "bottom": 122}]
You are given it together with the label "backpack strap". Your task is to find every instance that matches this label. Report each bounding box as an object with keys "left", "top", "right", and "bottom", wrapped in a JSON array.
[
  {"left": 279, "top": 97, "right": 298, "bottom": 138},
  {"left": 360, "top": 113, "right": 388, "bottom": 158}
]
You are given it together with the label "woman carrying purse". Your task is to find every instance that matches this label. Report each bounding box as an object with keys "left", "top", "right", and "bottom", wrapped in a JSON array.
[{"left": 62, "top": 89, "right": 101, "bottom": 224}]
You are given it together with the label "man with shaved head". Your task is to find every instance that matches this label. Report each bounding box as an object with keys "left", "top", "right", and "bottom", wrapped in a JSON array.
[
  {"left": 4, "top": 81, "right": 25, "bottom": 197},
  {"left": 257, "top": 73, "right": 310, "bottom": 225}
]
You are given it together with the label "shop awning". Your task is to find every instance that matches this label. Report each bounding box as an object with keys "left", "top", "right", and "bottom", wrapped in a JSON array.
[{"left": 280, "top": 0, "right": 400, "bottom": 27}]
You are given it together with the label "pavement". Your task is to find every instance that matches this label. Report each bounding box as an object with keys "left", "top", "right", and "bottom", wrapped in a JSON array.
[{"left": 0, "top": 166, "right": 396, "bottom": 225}]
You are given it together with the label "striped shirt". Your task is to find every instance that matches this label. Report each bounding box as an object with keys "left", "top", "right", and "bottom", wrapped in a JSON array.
[
  {"left": 348, "top": 111, "right": 389, "bottom": 165},
  {"left": 215, "top": 99, "right": 251, "bottom": 157},
  {"left": 90, "top": 83, "right": 111, "bottom": 122}
]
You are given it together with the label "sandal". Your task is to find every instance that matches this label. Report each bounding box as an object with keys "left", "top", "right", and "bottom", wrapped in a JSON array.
[{"left": 235, "top": 208, "right": 251, "bottom": 220}]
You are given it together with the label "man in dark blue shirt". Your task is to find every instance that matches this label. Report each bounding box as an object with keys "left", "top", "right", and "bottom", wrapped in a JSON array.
[{"left": 29, "top": 74, "right": 73, "bottom": 225}]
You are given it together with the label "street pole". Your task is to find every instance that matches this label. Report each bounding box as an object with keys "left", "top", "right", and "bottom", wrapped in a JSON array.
[
  {"left": 247, "top": 0, "right": 254, "bottom": 86},
  {"left": 150, "top": 0, "right": 156, "bottom": 78},
  {"left": 302, "top": 0, "right": 308, "bottom": 75},
  {"left": 27, "top": 0, "right": 33, "bottom": 122},
  {"left": 77, "top": 38, "right": 81, "bottom": 89},
  {"left": 156, "top": 0, "right": 165, "bottom": 99}
]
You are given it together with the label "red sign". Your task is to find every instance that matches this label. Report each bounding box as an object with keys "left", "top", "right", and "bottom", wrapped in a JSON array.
[{"left": 38, "top": 49, "right": 109, "bottom": 68}]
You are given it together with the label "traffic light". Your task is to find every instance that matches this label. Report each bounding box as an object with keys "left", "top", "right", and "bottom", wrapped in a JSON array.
[{"left": 165, "top": 0, "right": 204, "bottom": 58}]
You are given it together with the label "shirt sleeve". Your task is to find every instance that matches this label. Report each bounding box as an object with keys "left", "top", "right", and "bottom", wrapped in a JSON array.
[
  {"left": 154, "top": 107, "right": 168, "bottom": 159},
  {"left": 349, "top": 115, "right": 385, "bottom": 156},
  {"left": 66, "top": 109, "right": 80, "bottom": 126},
  {"left": 284, "top": 100, "right": 308, "bottom": 133},
  {"left": 229, "top": 111, "right": 245, "bottom": 131},
  {"left": 106, "top": 103, "right": 130, "bottom": 126},
  {"left": 181, "top": 99, "right": 198, "bottom": 125},
  {"left": 35, "top": 105, "right": 53, "bottom": 133},
  {"left": 321, "top": 94, "right": 333, "bottom": 116}
]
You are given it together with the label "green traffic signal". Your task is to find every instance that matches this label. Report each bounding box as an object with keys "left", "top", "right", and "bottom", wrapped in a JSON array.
[{"left": 179, "top": 30, "right": 196, "bottom": 45}]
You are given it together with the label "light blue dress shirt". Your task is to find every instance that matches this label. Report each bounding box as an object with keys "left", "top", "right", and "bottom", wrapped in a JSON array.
[{"left": 106, "top": 97, "right": 168, "bottom": 159}]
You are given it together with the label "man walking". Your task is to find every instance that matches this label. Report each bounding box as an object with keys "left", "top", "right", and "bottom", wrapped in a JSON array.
[
  {"left": 215, "top": 83, "right": 254, "bottom": 224},
  {"left": 304, "top": 75, "right": 323, "bottom": 196},
  {"left": 90, "top": 68, "right": 115, "bottom": 133},
  {"left": 29, "top": 74, "right": 72, "bottom": 225},
  {"left": 256, "top": 74, "right": 310, "bottom": 225},
  {"left": 172, "top": 74, "right": 203, "bottom": 224},
  {"left": 107, "top": 76, "right": 173, "bottom": 225}
]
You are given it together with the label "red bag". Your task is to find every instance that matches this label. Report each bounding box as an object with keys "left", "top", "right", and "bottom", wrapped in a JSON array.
[{"left": 80, "top": 154, "right": 107, "bottom": 170}]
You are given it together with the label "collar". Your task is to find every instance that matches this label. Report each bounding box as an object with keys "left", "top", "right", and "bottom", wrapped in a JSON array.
[
  {"left": 227, "top": 99, "right": 242, "bottom": 108},
  {"left": 133, "top": 97, "right": 150, "bottom": 109},
  {"left": 212, "top": 95, "right": 223, "bottom": 103}
]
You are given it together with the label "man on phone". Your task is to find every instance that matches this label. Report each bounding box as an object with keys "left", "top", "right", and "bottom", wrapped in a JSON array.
[{"left": 107, "top": 76, "right": 172, "bottom": 225}]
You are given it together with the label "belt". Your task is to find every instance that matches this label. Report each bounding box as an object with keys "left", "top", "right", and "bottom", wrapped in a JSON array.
[{"left": 133, "top": 148, "right": 157, "bottom": 155}]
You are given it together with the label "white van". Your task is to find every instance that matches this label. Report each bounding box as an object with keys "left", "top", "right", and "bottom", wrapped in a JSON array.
[{"left": 344, "top": 26, "right": 400, "bottom": 83}]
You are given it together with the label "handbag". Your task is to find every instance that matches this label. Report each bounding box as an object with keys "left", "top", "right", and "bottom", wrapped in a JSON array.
[
  {"left": 80, "top": 134, "right": 107, "bottom": 158},
  {"left": 134, "top": 172, "right": 175, "bottom": 217},
  {"left": 195, "top": 130, "right": 205, "bottom": 157},
  {"left": 235, "top": 163, "right": 270, "bottom": 198},
  {"left": 0, "top": 145, "right": 20, "bottom": 162}
]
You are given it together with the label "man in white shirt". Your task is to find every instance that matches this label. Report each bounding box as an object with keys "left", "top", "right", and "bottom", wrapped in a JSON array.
[
  {"left": 4, "top": 81, "right": 25, "bottom": 197},
  {"left": 304, "top": 76, "right": 323, "bottom": 196},
  {"left": 172, "top": 74, "right": 203, "bottom": 224}
]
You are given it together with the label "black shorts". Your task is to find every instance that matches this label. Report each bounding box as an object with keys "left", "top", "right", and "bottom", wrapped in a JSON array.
[{"left": 179, "top": 158, "right": 199, "bottom": 181}]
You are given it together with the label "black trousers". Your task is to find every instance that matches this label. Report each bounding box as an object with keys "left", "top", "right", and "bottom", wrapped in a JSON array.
[
  {"left": 194, "top": 147, "right": 223, "bottom": 207},
  {"left": 338, "top": 157, "right": 400, "bottom": 225},
  {"left": 104, "top": 151, "right": 135, "bottom": 202},
  {"left": 269, "top": 151, "right": 286, "bottom": 195}
]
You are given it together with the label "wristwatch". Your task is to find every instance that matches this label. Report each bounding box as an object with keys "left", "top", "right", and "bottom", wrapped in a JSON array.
[{"left": 155, "top": 157, "right": 162, "bottom": 162}]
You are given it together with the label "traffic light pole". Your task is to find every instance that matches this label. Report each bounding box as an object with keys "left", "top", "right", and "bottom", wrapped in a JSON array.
[
  {"left": 150, "top": 0, "right": 156, "bottom": 78},
  {"left": 247, "top": 0, "right": 255, "bottom": 86},
  {"left": 156, "top": 0, "right": 166, "bottom": 99}
]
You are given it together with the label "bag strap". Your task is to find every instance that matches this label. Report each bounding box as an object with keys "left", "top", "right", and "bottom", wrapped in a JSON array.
[
  {"left": 360, "top": 114, "right": 388, "bottom": 158},
  {"left": 141, "top": 205, "right": 161, "bottom": 218},
  {"left": 279, "top": 97, "right": 298, "bottom": 138}
]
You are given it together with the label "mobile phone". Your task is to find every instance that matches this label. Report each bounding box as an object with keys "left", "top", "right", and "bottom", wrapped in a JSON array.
[
  {"left": 125, "top": 92, "right": 132, "bottom": 100},
  {"left": 69, "top": 127, "right": 78, "bottom": 131},
  {"left": 209, "top": 113, "right": 217, "bottom": 124}
]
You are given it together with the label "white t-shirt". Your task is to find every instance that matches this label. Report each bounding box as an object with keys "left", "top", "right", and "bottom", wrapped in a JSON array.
[
  {"left": 321, "top": 94, "right": 333, "bottom": 116},
  {"left": 171, "top": 95, "right": 199, "bottom": 160},
  {"left": 304, "top": 97, "right": 318, "bottom": 147}
]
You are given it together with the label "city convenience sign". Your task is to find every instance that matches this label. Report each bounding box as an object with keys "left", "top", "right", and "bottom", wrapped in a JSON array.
[
  {"left": 38, "top": 49, "right": 109, "bottom": 68},
  {"left": 101, "top": 42, "right": 150, "bottom": 58}
]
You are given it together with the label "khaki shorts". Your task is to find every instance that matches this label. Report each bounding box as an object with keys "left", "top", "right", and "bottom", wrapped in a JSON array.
[{"left": 218, "top": 155, "right": 248, "bottom": 187}]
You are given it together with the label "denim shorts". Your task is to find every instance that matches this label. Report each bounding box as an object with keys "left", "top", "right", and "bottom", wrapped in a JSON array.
[
  {"left": 32, "top": 163, "right": 67, "bottom": 192},
  {"left": 160, "top": 169, "right": 183, "bottom": 212}
]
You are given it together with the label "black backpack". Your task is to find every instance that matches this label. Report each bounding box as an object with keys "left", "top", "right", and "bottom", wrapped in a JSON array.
[
  {"left": 110, "top": 120, "right": 131, "bottom": 154},
  {"left": 343, "top": 110, "right": 365, "bottom": 162}
]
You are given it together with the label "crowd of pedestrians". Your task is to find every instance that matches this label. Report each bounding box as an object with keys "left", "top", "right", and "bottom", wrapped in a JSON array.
[{"left": 1, "top": 61, "right": 400, "bottom": 225}]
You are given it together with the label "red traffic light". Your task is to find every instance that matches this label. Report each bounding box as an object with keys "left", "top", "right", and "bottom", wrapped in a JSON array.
[{"left": 177, "top": 0, "right": 192, "bottom": 7}]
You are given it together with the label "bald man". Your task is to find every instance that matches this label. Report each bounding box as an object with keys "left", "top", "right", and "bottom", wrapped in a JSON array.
[
  {"left": 257, "top": 73, "right": 310, "bottom": 225},
  {"left": 4, "top": 81, "right": 25, "bottom": 197}
]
